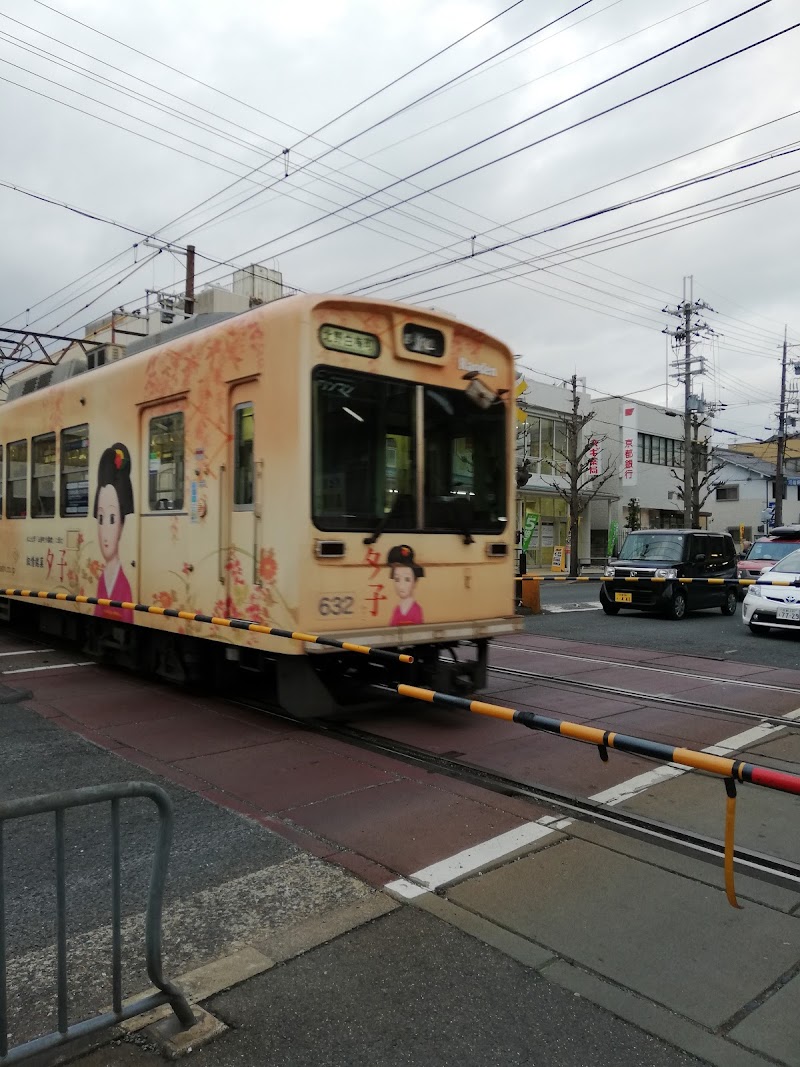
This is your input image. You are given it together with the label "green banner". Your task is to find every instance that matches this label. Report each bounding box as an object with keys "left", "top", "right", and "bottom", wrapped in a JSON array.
[
  {"left": 607, "top": 520, "right": 619, "bottom": 557},
  {"left": 522, "top": 512, "right": 539, "bottom": 552}
]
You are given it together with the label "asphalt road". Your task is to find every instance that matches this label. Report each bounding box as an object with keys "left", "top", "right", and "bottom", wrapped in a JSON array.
[{"left": 529, "top": 579, "right": 800, "bottom": 669}]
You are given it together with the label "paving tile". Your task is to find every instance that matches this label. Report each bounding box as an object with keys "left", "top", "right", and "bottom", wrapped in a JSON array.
[
  {"left": 175, "top": 737, "right": 399, "bottom": 812},
  {"left": 594, "top": 705, "right": 742, "bottom": 749},
  {"left": 287, "top": 777, "right": 528, "bottom": 875},
  {"left": 501, "top": 685, "right": 650, "bottom": 722},
  {"left": 728, "top": 969, "right": 800, "bottom": 1064},
  {"left": 105, "top": 710, "right": 289, "bottom": 761},
  {"left": 462, "top": 732, "right": 652, "bottom": 796},
  {"left": 677, "top": 682, "right": 800, "bottom": 714},
  {"left": 647, "top": 655, "right": 775, "bottom": 679},
  {"left": 448, "top": 839, "right": 800, "bottom": 1029}
]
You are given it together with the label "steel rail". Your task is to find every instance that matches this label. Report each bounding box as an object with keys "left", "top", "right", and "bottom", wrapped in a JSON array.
[
  {"left": 487, "top": 664, "right": 800, "bottom": 731},
  {"left": 492, "top": 641, "right": 800, "bottom": 695}
]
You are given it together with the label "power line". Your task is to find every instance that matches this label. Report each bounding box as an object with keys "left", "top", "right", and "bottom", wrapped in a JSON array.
[{"left": 193, "top": 6, "right": 791, "bottom": 284}]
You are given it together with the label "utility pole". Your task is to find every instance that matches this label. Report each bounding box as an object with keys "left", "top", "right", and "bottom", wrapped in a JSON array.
[
  {"left": 774, "top": 326, "right": 800, "bottom": 526},
  {"left": 663, "top": 276, "right": 713, "bottom": 527},
  {"left": 184, "top": 244, "right": 196, "bottom": 316}
]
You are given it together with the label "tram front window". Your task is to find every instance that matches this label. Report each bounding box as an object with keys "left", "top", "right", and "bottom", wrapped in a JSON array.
[{"left": 312, "top": 367, "right": 506, "bottom": 534}]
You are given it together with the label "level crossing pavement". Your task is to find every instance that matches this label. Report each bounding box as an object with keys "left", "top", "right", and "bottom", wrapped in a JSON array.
[{"left": 1, "top": 643, "right": 799, "bottom": 1064}]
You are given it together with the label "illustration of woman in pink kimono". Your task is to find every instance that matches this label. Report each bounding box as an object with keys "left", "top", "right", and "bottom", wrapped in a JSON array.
[
  {"left": 94, "top": 444, "right": 135, "bottom": 623},
  {"left": 388, "top": 545, "right": 424, "bottom": 626}
]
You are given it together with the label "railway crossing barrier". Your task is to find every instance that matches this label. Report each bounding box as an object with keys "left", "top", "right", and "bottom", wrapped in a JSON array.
[
  {"left": 384, "top": 682, "right": 800, "bottom": 909},
  {"left": 518, "top": 575, "right": 800, "bottom": 585},
  {"left": 0, "top": 782, "right": 194, "bottom": 1064},
  {"left": 0, "top": 588, "right": 414, "bottom": 665}
]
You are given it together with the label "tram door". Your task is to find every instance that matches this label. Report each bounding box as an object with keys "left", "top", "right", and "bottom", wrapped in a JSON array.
[{"left": 223, "top": 386, "right": 261, "bottom": 609}]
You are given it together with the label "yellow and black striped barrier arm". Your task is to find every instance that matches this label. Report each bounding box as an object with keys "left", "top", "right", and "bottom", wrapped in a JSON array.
[
  {"left": 0, "top": 588, "right": 414, "bottom": 665},
  {"left": 519, "top": 576, "right": 800, "bottom": 585},
  {"left": 394, "top": 682, "right": 800, "bottom": 908}
]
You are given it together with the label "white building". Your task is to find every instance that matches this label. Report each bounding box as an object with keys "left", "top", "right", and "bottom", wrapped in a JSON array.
[
  {"left": 592, "top": 396, "right": 713, "bottom": 546},
  {"left": 706, "top": 449, "right": 776, "bottom": 544}
]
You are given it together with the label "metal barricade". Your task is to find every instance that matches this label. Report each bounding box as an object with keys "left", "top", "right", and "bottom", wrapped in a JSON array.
[{"left": 0, "top": 782, "right": 194, "bottom": 1064}]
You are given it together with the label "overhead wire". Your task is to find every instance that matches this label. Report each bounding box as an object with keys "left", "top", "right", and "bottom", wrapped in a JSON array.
[{"left": 186, "top": 6, "right": 793, "bottom": 288}]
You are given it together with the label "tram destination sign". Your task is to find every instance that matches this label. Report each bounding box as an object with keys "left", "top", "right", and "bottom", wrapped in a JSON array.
[{"left": 319, "top": 324, "right": 380, "bottom": 358}]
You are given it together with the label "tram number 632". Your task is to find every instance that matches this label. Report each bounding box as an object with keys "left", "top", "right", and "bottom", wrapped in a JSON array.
[{"left": 318, "top": 594, "right": 355, "bottom": 617}]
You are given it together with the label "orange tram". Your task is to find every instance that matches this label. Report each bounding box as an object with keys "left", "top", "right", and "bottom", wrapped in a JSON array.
[{"left": 0, "top": 294, "right": 522, "bottom": 715}]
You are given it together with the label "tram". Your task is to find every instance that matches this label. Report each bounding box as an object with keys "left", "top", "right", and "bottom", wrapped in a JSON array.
[{"left": 0, "top": 294, "right": 522, "bottom": 714}]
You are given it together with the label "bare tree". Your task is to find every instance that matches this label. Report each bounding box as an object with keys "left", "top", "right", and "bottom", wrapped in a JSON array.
[{"left": 546, "top": 375, "right": 617, "bottom": 576}]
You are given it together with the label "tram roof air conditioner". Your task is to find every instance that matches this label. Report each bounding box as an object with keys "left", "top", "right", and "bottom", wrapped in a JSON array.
[{"left": 87, "top": 344, "right": 124, "bottom": 370}]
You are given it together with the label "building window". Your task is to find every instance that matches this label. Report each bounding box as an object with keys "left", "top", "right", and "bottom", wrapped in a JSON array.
[
  {"left": 61, "top": 425, "right": 89, "bottom": 517},
  {"left": 715, "top": 484, "right": 739, "bottom": 502},
  {"left": 637, "top": 433, "right": 684, "bottom": 468},
  {"left": 6, "top": 440, "right": 28, "bottom": 518},
  {"left": 771, "top": 482, "right": 788, "bottom": 500},
  {"left": 31, "top": 433, "right": 57, "bottom": 518},
  {"left": 148, "top": 413, "right": 185, "bottom": 511},
  {"left": 524, "top": 415, "right": 567, "bottom": 477}
]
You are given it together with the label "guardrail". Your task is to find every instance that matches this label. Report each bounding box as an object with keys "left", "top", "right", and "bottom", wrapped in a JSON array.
[
  {"left": 0, "top": 782, "right": 194, "bottom": 1064},
  {"left": 0, "top": 588, "right": 413, "bottom": 665}
]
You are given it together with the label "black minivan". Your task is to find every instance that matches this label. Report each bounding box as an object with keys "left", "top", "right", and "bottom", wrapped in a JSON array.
[{"left": 600, "top": 529, "right": 738, "bottom": 620}]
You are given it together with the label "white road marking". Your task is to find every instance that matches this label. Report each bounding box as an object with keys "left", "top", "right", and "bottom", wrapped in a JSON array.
[
  {"left": 2, "top": 661, "right": 94, "bottom": 675},
  {"left": 0, "top": 649, "right": 54, "bottom": 657},
  {"left": 544, "top": 604, "right": 602, "bottom": 614},
  {"left": 386, "top": 704, "right": 800, "bottom": 898}
]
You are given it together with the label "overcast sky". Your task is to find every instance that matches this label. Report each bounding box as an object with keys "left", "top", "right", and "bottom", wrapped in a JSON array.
[{"left": 1, "top": 0, "right": 798, "bottom": 445}]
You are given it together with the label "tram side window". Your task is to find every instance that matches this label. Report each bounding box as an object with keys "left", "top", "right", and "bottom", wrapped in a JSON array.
[
  {"left": 233, "top": 403, "right": 254, "bottom": 508},
  {"left": 6, "top": 440, "right": 28, "bottom": 518},
  {"left": 60, "top": 424, "right": 90, "bottom": 517},
  {"left": 148, "top": 412, "right": 185, "bottom": 511},
  {"left": 31, "top": 432, "right": 56, "bottom": 518}
]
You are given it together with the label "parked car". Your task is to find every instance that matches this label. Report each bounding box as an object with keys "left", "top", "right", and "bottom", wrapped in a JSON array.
[
  {"left": 741, "top": 547, "right": 800, "bottom": 635},
  {"left": 736, "top": 525, "right": 800, "bottom": 598},
  {"left": 600, "top": 529, "right": 738, "bottom": 620}
]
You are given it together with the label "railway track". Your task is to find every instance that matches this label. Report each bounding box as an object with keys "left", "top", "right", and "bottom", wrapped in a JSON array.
[
  {"left": 487, "top": 663, "right": 800, "bottom": 730},
  {"left": 233, "top": 694, "right": 800, "bottom": 895}
]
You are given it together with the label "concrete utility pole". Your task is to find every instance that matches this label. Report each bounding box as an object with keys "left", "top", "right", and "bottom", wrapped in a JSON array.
[
  {"left": 663, "top": 276, "right": 713, "bottom": 527},
  {"left": 184, "top": 244, "right": 196, "bottom": 316},
  {"left": 774, "top": 327, "right": 800, "bottom": 527}
]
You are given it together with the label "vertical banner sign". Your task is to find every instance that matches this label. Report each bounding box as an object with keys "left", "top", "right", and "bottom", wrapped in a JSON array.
[
  {"left": 621, "top": 404, "right": 638, "bottom": 486},
  {"left": 522, "top": 512, "right": 539, "bottom": 552},
  {"left": 588, "top": 438, "right": 601, "bottom": 477},
  {"left": 607, "top": 519, "right": 619, "bottom": 557}
]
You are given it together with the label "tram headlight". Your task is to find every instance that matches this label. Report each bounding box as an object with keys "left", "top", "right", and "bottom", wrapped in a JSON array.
[
  {"left": 653, "top": 568, "right": 677, "bottom": 579},
  {"left": 603, "top": 565, "right": 615, "bottom": 578}
]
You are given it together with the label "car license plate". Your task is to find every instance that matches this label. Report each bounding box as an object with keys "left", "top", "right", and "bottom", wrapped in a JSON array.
[
  {"left": 777, "top": 606, "right": 800, "bottom": 621},
  {"left": 615, "top": 592, "right": 632, "bottom": 603}
]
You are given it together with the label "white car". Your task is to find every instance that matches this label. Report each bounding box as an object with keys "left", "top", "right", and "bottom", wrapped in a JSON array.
[{"left": 742, "top": 547, "right": 800, "bottom": 636}]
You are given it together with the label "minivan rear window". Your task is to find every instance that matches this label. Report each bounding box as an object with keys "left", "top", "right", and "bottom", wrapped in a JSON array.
[
  {"left": 747, "top": 541, "right": 799, "bottom": 562},
  {"left": 617, "top": 533, "right": 684, "bottom": 562}
]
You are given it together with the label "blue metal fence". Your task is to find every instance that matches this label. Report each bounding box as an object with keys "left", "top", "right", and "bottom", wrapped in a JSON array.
[{"left": 0, "top": 782, "right": 194, "bottom": 1064}]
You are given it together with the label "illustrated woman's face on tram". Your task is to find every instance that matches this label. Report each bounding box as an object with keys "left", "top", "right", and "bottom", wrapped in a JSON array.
[
  {"left": 97, "top": 484, "right": 123, "bottom": 563},
  {"left": 392, "top": 565, "right": 416, "bottom": 601}
]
